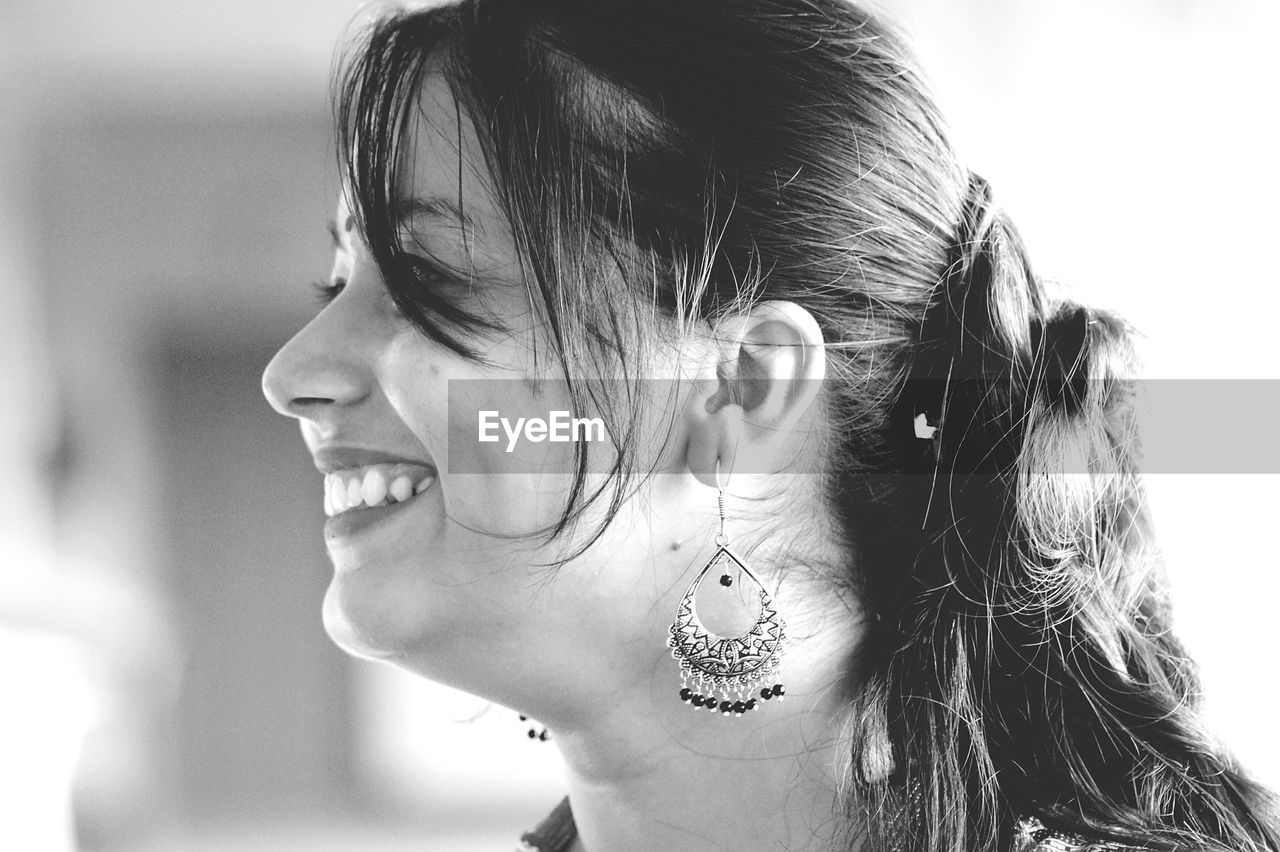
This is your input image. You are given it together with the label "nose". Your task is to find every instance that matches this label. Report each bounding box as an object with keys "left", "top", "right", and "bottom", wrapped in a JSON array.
[{"left": 261, "top": 308, "right": 370, "bottom": 422}]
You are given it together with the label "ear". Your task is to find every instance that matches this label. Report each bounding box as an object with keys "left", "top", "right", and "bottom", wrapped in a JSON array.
[{"left": 684, "top": 301, "right": 826, "bottom": 488}]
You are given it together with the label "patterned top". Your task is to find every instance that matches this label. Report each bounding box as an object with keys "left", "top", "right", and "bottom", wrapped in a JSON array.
[
  {"left": 1010, "top": 817, "right": 1148, "bottom": 852},
  {"left": 515, "top": 797, "right": 1145, "bottom": 852}
]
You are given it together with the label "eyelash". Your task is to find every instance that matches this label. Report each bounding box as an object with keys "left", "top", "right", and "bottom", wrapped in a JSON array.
[
  {"left": 308, "top": 254, "right": 454, "bottom": 309},
  {"left": 310, "top": 278, "right": 346, "bottom": 307}
]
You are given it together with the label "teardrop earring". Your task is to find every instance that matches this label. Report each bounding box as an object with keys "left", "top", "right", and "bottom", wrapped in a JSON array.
[{"left": 667, "top": 460, "right": 787, "bottom": 717}]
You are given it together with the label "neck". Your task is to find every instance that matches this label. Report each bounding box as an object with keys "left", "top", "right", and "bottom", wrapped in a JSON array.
[{"left": 548, "top": 641, "right": 865, "bottom": 851}]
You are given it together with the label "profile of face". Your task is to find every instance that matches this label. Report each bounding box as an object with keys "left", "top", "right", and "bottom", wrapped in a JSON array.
[
  {"left": 261, "top": 69, "right": 757, "bottom": 721},
  {"left": 255, "top": 6, "right": 1270, "bottom": 851}
]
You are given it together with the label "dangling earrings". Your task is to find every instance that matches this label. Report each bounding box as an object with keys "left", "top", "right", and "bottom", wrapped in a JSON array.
[
  {"left": 518, "top": 713, "right": 550, "bottom": 742},
  {"left": 668, "top": 460, "right": 787, "bottom": 717}
]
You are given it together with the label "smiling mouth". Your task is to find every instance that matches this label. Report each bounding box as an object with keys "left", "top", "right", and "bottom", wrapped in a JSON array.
[{"left": 324, "top": 462, "right": 437, "bottom": 518}]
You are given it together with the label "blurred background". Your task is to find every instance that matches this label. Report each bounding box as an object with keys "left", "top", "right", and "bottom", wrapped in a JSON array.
[{"left": 1, "top": 0, "right": 1276, "bottom": 849}]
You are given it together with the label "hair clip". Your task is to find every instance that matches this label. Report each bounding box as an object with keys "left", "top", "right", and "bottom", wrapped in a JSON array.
[{"left": 913, "top": 411, "right": 937, "bottom": 440}]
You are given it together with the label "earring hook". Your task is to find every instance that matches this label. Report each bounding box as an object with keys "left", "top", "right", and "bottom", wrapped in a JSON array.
[{"left": 714, "top": 457, "right": 728, "bottom": 547}]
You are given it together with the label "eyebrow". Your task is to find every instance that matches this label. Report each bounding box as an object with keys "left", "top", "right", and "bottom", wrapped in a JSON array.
[
  {"left": 327, "top": 219, "right": 342, "bottom": 249},
  {"left": 393, "top": 196, "right": 479, "bottom": 236}
]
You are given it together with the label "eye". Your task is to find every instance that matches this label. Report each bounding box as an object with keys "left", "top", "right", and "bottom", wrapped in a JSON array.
[
  {"left": 394, "top": 253, "right": 476, "bottom": 305},
  {"left": 310, "top": 277, "right": 346, "bottom": 308},
  {"left": 399, "top": 252, "right": 452, "bottom": 288}
]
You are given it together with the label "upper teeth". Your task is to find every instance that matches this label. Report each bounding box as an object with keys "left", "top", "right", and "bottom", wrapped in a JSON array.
[{"left": 324, "top": 463, "right": 436, "bottom": 517}]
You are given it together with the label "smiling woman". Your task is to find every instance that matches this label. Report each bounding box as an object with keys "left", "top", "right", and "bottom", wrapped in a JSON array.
[{"left": 260, "top": 1, "right": 1280, "bottom": 851}]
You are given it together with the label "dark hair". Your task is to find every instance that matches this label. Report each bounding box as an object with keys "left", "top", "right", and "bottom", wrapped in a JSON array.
[{"left": 334, "top": 1, "right": 1280, "bottom": 849}]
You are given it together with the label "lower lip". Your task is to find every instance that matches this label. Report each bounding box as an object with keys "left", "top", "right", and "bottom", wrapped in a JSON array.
[{"left": 324, "top": 482, "right": 435, "bottom": 541}]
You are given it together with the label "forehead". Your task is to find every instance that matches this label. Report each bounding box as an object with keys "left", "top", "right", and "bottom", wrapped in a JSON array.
[
  {"left": 403, "top": 70, "right": 496, "bottom": 216},
  {"left": 339, "top": 67, "right": 508, "bottom": 248}
]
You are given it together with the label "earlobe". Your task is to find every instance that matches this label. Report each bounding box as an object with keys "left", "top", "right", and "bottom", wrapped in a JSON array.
[{"left": 684, "top": 389, "right": 742, "bottom": 489}]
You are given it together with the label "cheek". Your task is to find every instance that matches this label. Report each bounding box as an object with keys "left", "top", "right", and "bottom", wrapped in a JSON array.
[
  {"left": 444, "top": 387, "right": 611, "bottom": 539},
  {"left": 379, "top": 329, "right": 587, "bottom": 530}
]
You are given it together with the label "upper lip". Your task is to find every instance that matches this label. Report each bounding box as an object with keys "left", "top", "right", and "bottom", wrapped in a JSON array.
[{"left": 311, "top": 445, "right": 437, "bottom": 475}]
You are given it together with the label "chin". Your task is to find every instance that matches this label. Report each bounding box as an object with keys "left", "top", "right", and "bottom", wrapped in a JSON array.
[
  {"left": 322, "top": 582, "right": 381, "bottom": 660},
  {"left": 321, "top": 575, "right": 425, "bottom": 663}
]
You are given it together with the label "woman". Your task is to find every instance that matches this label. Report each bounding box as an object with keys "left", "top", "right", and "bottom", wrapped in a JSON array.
[{"left": 261, "top": 0, "right": 1280, "bottom": 849}]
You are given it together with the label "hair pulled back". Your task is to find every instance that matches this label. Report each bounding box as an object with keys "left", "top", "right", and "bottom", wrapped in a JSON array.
[{"left": 335, "top": 1, "right": 1280, "bottom": 849}]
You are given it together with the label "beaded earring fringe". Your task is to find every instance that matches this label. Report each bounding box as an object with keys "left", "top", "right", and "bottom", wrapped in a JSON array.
[{"left": 519, "top": 713, "right": 550, "bottom": 741}]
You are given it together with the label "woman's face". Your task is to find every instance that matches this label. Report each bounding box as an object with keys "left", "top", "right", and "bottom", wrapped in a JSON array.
[{"left": 261, "top": 71, "right": 711, "bottom": 717}]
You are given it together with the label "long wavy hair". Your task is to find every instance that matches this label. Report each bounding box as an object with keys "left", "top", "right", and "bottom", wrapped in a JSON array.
[{"left": 332, "top": 0, "right": 1280, "bottom": 849}]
